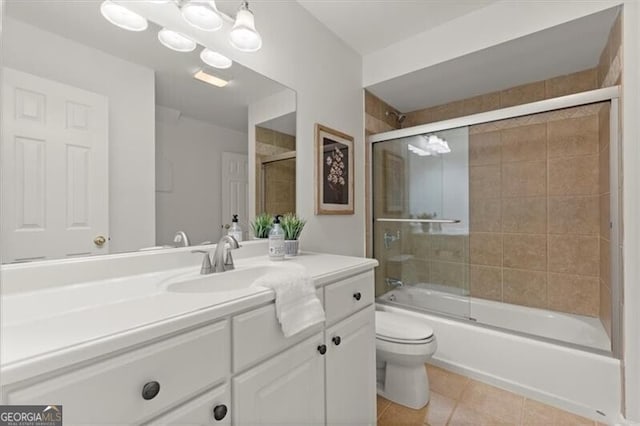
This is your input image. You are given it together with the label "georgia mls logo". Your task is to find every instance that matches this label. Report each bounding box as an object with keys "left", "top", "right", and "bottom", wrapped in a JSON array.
[{"left": 0, "top": 405, "right": 63, "bottom": 426}]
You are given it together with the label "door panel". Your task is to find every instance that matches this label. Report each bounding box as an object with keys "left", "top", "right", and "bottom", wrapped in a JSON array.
[
  {"left": 232, "top": 332, "right": 325, "bottom": 425},
  {"left": 326, "top": 307, "right": 376, "bottom": 426},
  {"left": 1, "top": 68, "right": 109, "bottom": 262}
]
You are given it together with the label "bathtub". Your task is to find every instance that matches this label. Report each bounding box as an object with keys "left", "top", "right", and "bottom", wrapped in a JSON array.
[
  {"left": 381, "top": 283, "right": 611, "bottom": 351},
  {"left": 377, "top": 286, "right": 622, "bottom": 423}
]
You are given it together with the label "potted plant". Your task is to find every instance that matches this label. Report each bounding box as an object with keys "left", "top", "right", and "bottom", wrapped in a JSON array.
[
  {"left": 251, "top": 212, "right": 272, "bottom": 239},
  {"left": 281, "top": 213, "right": 306, "bottom": 257}
]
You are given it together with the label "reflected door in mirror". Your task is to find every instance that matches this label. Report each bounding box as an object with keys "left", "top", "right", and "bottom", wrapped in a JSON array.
[{"left": 1, "top": 68, "right": 109, "bottom": 262}]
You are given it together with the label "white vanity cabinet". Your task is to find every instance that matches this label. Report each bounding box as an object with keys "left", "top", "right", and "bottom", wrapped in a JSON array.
[
  {"left": 1, "top": 267, "right": 376, "bottom": 426},
  {"left": 232, "top": 332, "right": 327, "bottom": 425},
  {"left": 326, "top": 306, "right": 376, "bottom": 425},
  {"left": 232, "top": 270, "right": 376, "bottom": 426},
  {"left": 4, "top": 320, "right": 230, "bottom": 425},
  {"left": 145, "top": 384, "right": 231, "bottom": 425}
]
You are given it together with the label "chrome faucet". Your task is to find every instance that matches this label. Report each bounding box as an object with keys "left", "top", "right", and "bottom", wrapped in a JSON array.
[
  {"left": 173, "top": 231, "right": 190, "bottom": 247},
  {"left": 385, "top": 277, "right": 404, "bottom": 288},
  {"left": 211, "top": 235, "right": 241, "bottom": 273}
]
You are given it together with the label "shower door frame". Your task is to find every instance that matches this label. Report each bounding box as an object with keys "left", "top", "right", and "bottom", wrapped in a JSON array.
[{"left": 367, "top": 85, "right": 622, "bottom": 358}]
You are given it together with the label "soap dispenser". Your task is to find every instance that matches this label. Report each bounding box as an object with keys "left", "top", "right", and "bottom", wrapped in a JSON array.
[
  {"left": 268, "top": 215, "right": 285, "bottom": 261},
  {"left": 228, "top": 214, "right": 243, "bottom": 242}
]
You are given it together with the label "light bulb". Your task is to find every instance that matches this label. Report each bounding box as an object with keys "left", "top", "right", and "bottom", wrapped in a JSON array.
[
  {"left": 229, "top": 2, "right": 262, "bottom": 52},
  {"left": 200, "top": 48, "right": 232, "bottom": 69},
  {"left": 181, "top": 0, "right": 223, "bottom": 32},
  {"left": 100, "top": 0, "right": 148, "bottom": 32},
  {"left": 158, "top": 29, "right": 197, "bottom": 52}
]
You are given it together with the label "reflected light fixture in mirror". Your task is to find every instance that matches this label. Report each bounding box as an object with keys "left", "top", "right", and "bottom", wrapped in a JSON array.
[
  {"left": 181, "top": 0, "right": 223, "bottom": 32},
  {"left": 100, "top": 1, "right": 148, "bottom": 32},
  {"left": 194, "top": 70, "right": 229, "bottom": 87},
  {"left": 158, "top": 28, "right": 197, "bottom": 52},
  {"left": 200, "top": 48, "right": 232, "bottom": 69},
  {"left": 229, "top": 1, "right": 262, "bottom": 52}
]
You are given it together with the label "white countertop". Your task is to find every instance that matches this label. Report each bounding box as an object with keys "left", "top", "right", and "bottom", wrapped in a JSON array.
[{"left": 0, "top": 252, "right": 378, "bottom": 385}]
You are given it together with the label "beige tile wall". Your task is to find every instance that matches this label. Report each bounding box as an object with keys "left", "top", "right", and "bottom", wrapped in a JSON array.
[
  {"left": 403, "top": 68, "right": 599, "bottom": 128},
  {"left": 367, "top": 13, "right": 621, "bottom": 319},
  {"left": 255, "top": 126, "right": 296, "bottom": 215},
  {"left": 468, "top": 104, "right": 608, "bottom": 317}
]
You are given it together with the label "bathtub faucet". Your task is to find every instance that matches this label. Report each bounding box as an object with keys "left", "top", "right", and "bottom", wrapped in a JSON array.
[{"left": 385, "top": 278, "right": 404, "bottom": 288}]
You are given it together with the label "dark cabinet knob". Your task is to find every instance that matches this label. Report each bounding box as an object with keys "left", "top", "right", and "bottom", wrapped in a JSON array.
[
  {"left": 317, "top": 344, "right": 327, "bottom": 355},
  {"left": 332, "top": 336, "right": 341, "bottom": 346},
  {"left": 213, "top": 404, "right": 228, "bottom": 421},
  {"left": 353, "top": 292, "right": 362, "bottom": 301},
  {"left": 141, "top": 381, "right": 160, "bottom": 400}
]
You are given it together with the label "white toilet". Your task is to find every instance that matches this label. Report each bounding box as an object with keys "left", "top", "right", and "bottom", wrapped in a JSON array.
[{"left": 375, "top": 310, "right": 437, "bottom": 409}]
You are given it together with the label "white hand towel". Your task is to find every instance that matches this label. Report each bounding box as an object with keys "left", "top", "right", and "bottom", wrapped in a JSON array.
[{"left": 251, "top": 264, "right": 325, "bottom": 338}]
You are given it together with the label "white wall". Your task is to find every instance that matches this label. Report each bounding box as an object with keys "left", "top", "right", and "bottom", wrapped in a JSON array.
[
  {"left": 2, "top": 18, "right": 156, "bottom": 254},
  {"left": 363, "top": 1, "right": 640, "bottom": 421},
  {"left": 125, "top": 2, "right": 365, "bottom": 257},
  {"left": 155, "top": 107, "right": 248, "bottom": 246}
]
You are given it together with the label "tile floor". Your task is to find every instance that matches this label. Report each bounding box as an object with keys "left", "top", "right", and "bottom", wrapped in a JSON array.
[{"left": 376, "top": 364, "right": 604, "bottom": 425}]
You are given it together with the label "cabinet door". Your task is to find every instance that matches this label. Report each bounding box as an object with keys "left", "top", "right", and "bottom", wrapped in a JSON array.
[
  {"left": 326, "top": 306, "right": 376, "bottom": 426},
  {"left": 232, "top": 332, "right": 325, "bottom": 425},
  {"left": 145, "top": 383, "right": 230, "bottom": 425}
]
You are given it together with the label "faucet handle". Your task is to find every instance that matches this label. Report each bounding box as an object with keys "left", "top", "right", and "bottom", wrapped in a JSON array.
[
  {"left": 224, "top": 251, "right": 235, "bottom": 271},
  {"left": 191, "top": 250, "right": 212, "bottom": 274}
]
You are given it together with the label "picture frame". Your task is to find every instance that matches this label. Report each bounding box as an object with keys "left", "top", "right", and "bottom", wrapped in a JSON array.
[
  {"left": 383, "top": 151, "right": 404, "bottom": 214},
  {"left": 315, "top": 124, "right": 354, "bottom": 215}
]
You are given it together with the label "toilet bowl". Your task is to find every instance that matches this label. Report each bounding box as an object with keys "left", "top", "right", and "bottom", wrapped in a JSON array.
[{"left": 375, "top": 310, "right": 437, "bottom": 409}]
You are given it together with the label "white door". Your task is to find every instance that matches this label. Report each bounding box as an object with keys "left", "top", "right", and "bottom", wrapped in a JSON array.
[
  {"left": 232, "top": 332, "right": 325, "bottom": 425},
  {"left": 1, "top": 68, "right": 109, "bottom": 262},
  {"left": 221, "top": 152, "right": 248, "bottom": 239},
  {"left": 326, "top": 306, "right": 377, "bottom": 426}
]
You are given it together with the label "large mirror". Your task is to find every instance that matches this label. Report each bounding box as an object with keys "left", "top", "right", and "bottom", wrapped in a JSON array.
[{"left": 1, "top": 1, "right": 296, "bottom": 263}]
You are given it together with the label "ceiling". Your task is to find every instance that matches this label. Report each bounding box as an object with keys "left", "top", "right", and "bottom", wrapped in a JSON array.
[
  {"left": 366, "top": 7, "right": 620, "bottom": 113},
  {"left": 258, "top": 112, "right": 297, "bottom": 137},
  {"left": 5, "top": 0, "right": 289, "bottom": 132},
  {"left": 297, "top": 0, "right": 497, "bottom": 55}
]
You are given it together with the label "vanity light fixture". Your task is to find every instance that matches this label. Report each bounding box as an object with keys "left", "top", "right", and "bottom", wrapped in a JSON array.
[
  {"left": 194, "top": 70, "right": 229, "bottom": 87},
  {"left": 100, "top": 1, "right": 148, "bottom": 32},
  {"left": 229, "top": 1, "right": 262, "bottom": 52},
  {"left": 200, "top": 48, "right": 232, "bottom": 69},
  {"left": 181, "top": 0, "right": 224, "bottom": 32},
  {"left": 158, "top": 28, "right": 197, "bottom": 52}
]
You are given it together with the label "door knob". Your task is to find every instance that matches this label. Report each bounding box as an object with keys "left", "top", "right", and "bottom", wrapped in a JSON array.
[
  {"left": 94, "top": 235, "right": 107, "bottom": 247},
  {"left": 332, "top": 336, "right": 341, "bottom": 346},
  {"left": 353, "top": 292, "right": 362, "bottom": 301},
  {"left": 317, "top": 344, "right": 327, "bottom": 355}
]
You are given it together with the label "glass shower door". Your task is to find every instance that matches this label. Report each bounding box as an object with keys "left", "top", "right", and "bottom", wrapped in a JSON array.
[{"left": 372, "top": 126, "right": 471, "bottom": 320}]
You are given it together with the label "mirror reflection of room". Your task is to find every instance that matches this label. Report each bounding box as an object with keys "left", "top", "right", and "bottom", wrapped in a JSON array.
[
  {"left": 0, "top": 1, "right": 296, "bottom": 263},
  {"left": 255, "top": 112, "right": 297, "bottom": 217}
]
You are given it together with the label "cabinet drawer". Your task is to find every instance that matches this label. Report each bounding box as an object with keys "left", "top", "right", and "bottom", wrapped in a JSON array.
[
  {"left": 145, "top": 383, "right": 231, "bottom": 425},
  {"left": 7, "top": 320, "right": 230, "bottom": 425},
  {"left": 232, "top": 290, "right": 323, "bottom": 372},
  {"left": 324, "top": 271, "right": 374, "bottom": 324}
]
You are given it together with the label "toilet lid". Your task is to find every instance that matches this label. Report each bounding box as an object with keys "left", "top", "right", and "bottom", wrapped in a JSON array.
[{"left": 375, "top": 311, "right": 434, "bottom": 342}]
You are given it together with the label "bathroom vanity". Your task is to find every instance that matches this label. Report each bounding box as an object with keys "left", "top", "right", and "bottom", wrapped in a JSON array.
[{"left": 0, "top": 242, "right": 378, "bottom": 425}]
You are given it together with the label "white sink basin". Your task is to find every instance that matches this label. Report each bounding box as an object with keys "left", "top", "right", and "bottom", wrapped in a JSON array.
[{"left": 165, "top": 266, "right": 273, "bottom": 293}]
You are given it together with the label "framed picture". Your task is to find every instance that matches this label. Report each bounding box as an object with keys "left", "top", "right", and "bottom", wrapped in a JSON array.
[
  {"left": 383, "top": 151, "right": 404, "bottom": 213},
  {"left": 315, "top": 124, "right": 354, "bottom": 215}
]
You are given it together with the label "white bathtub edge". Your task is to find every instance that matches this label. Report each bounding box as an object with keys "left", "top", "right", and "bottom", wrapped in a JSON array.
[{"left": 378, "top": 304, "right": 624, "bottom": 424}]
